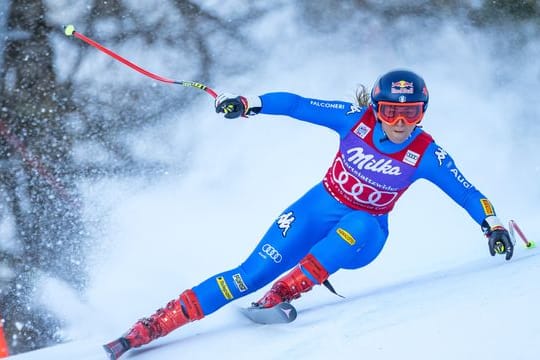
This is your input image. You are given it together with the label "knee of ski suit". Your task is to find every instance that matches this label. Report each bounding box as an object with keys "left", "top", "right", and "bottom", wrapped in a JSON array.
[{"left": 310, "top": 211, "right": 389, "bottom": 274}]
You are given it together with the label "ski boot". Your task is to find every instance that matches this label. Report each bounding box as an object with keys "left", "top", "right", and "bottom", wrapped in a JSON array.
[
  {"left": 253, "top": 254, "right": 329, "bottom": 308},
  {"left": 103, "top": 289, "right": 203, "bottom": 359}
]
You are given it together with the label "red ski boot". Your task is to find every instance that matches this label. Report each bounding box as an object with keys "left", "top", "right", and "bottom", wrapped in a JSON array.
[
  {"left": 103, "top": 289, "right": 204, "bottom": 359},
  {"left": 253, "top": 254, "right": 329, "bottom": 308}
]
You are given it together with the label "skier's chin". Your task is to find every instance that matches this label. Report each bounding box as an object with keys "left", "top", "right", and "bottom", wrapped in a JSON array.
[{"left": 388, "top": 131, "right": 409, "bottom": 144}]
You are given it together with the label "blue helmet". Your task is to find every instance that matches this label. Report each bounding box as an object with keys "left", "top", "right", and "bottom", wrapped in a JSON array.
[{"left": 370, "top": 69, "right": 429, "bottom": 113}]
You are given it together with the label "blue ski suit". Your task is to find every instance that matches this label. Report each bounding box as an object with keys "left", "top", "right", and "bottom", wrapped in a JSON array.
[{"left": 192, "top": 92, "right": 497, "bottom": 315}]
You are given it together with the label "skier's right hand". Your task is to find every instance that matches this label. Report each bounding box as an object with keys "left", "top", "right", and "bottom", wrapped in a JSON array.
[{"left": 215, "top": 93, "right": 262, "bottom": 119}]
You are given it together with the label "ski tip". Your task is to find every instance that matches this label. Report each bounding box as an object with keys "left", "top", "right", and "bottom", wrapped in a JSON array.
[{"left": 63, "top": 24, "right": 76, "bottom": 36}]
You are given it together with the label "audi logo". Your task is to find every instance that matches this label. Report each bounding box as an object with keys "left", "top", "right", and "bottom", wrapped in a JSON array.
[
  {"left": 259, "top": 244, "right": 283, "bottom": 263},
  {"left": 331, "top": 157, "right": 398, "bottom": 207}
]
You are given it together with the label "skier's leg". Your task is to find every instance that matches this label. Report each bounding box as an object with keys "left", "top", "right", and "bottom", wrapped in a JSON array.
[
  {"left": 121, "top": 289, "right": 203, "bottom": 348},
  {"left": 103, "top": 289, "right": 204, "bottom": 358},
  {"left": 108, "top": 184, "right": 348, "bottom": 355},
  {"left": 253, "top": 210, "right": 388, "bottom": 307},
  {"left": 192, "top": 183, "right": 349, "bottom": 314},
  {"left": 309, "top": 211, "right": 389, "bottom": 273}
]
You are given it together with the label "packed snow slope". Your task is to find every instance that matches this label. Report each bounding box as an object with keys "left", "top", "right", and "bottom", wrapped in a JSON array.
[{"left": 11, "top": 249, "right": 540, "bottom": 360}]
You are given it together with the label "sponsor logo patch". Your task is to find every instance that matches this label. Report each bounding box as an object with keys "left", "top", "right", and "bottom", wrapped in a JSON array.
[
  {"left": 216, "top": 276, "right": 234, "bottom": 300},
  {"left": 258, "top": 243, "right": 283, "bottom": 263},
  {"left": 337, "top": 228, "right": 356, "bottom": 245},
  {"left": 353, "top": 122, "right": 371, "bottom": 139},
  {"left": 435, "top": 147, "right": 448, "bottom": 166},
  {"left": 232, "top": 273, "right": 248, "bottom": 292},
  {"left": 450, "top": 168, "right": 472, "bottom": 188},
  {"left": 310, "top": 100, "right": 345, "bottom": 110},
  {"left": 403, "top": 150, "right": 420, "bottom": 166},
  {"left": 330, "top": 156, "right": 399, "bottom": 207},
  {"left": 391, "top": 80, "right": 414, "bottom": 94},
  {"left": 276, "top": 211, "right": 295, "bottom": 237},
  {"left": 480, "top": 199, "right": 495, "bottom": 216},
  {"left": 347, "top": 104, "right": 363, "bottom": 115}
]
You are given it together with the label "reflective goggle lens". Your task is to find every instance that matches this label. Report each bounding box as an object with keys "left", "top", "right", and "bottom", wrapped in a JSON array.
[{"left": 377, "top": 101, "right": 424, "bottom": 125}]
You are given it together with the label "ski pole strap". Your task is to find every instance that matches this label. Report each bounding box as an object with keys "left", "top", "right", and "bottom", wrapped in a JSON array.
[{"left": 508, "top": 220, "right": 535, "bottom": 249}]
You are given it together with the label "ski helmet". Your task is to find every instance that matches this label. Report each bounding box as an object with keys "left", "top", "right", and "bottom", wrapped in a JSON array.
[{"left": 371, "top": 69, "right": 429, "bottom": 114}]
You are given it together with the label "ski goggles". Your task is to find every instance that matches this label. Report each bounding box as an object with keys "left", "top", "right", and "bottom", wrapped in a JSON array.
[{"left": 377, "top": 101, "right": 424, "bottom": 125}]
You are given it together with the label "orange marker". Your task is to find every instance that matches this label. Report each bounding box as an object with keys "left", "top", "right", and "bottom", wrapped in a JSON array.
[{"left": 0, "top": 315, "right": 9, "bottom": 358}]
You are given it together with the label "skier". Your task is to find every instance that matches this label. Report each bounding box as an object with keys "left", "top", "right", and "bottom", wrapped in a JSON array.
[{"left": 103, "top": 69, "right": 514, "bottom": 359}]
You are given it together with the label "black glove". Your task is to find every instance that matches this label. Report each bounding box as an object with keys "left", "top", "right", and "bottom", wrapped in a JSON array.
[
  {"left": 215, "top": 93, "right": 262, "bottom": 119},
  {"left": 482, "top": 216, "right": 514, "bottom": 261}
]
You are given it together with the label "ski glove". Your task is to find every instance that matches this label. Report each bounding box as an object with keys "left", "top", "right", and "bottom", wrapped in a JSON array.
[
  {"left": 482, "top": 216, "right": 514, "bottom": 261},
  {"left": 215, "top": 93, "right": 262, "bottom": 119}
]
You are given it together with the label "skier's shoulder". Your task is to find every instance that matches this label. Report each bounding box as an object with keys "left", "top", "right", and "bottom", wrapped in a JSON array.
[
  {"left": 411, "top": 126, "right": 434, "bottom": 147},
  {"left": 416, "top": 131, "right": 455, "bottom": 170}
]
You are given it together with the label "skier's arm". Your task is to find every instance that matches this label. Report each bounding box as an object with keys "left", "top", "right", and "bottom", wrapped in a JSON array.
[
  {"left": 414, "top": 142, "right": 494, "bottom": 224},
  {"left": 215, "top": 92, "right": 362, "bottom": 135},
  {"left": 259, "top": 92, "right": 358, "bottom": 131},
  {"left": 415, "top": 142, "right": 514, "bottom": 260}
]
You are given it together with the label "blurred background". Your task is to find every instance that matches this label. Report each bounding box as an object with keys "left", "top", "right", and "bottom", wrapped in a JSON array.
[{"left": 0, "top": 0, "right": 538, "bottom": 355}]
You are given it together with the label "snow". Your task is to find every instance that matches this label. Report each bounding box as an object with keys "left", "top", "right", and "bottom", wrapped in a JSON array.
[
  {"left": 10, "top": 250, "right": 540, "bottom": 360},
  {"left": 8, "top": 5, "right": 540, "bottom": 360}
]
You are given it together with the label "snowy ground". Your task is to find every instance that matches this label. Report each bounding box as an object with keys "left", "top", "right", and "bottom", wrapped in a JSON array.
[{"left": 10, "top": 246, "right": 539, "bottom": 360}]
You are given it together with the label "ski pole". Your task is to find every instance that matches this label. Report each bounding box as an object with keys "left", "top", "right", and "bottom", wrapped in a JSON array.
[
  {"left": 508, "top": 220, "right": 535, "bottom": 249},
  {"left": 0, "top": 120, "right": 76, "bottom": 205},
  {"left": 63, "top": 24, "right": 218, "bottom": 99}
]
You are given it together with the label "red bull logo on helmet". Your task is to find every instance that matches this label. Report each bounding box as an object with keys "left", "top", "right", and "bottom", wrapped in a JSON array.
[{"left": 391, "top": 80, "right": 414, "bottom": 94}]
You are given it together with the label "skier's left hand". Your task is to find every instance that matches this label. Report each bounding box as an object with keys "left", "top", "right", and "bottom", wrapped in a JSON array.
[
  {"left": 482, "top": 216, "right": 514, "bottom": 261},
  {"left": 215, "top": 93, "right": 262, "bottom": 119}
]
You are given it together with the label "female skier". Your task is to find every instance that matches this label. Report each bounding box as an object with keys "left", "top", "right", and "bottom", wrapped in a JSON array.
[{"left": 104, "top": 69, "right": 514, "bottom": 359}]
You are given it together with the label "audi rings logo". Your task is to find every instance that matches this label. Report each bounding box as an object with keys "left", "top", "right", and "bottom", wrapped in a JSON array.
[
  {"left": 332, "top": 157, "right": 398, "bottom": 207},
  {"left": 259, "top": 244, "right": 283, "bottom": 263}
]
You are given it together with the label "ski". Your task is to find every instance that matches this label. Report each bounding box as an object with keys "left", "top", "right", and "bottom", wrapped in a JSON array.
[
  {"left": 103, "top": 337, "right": 131, "bottom": 360},
  {"left": 241, "top": 302, "right": 297, "bottom": 324}
]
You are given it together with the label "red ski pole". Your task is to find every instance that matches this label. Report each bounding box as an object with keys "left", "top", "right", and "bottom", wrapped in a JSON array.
[
  {"left": 63, "top": 24, "right": 218, "bottom": 99},
  {"left": 508, "top": 220, "right": 535, "bottom": 249}
]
